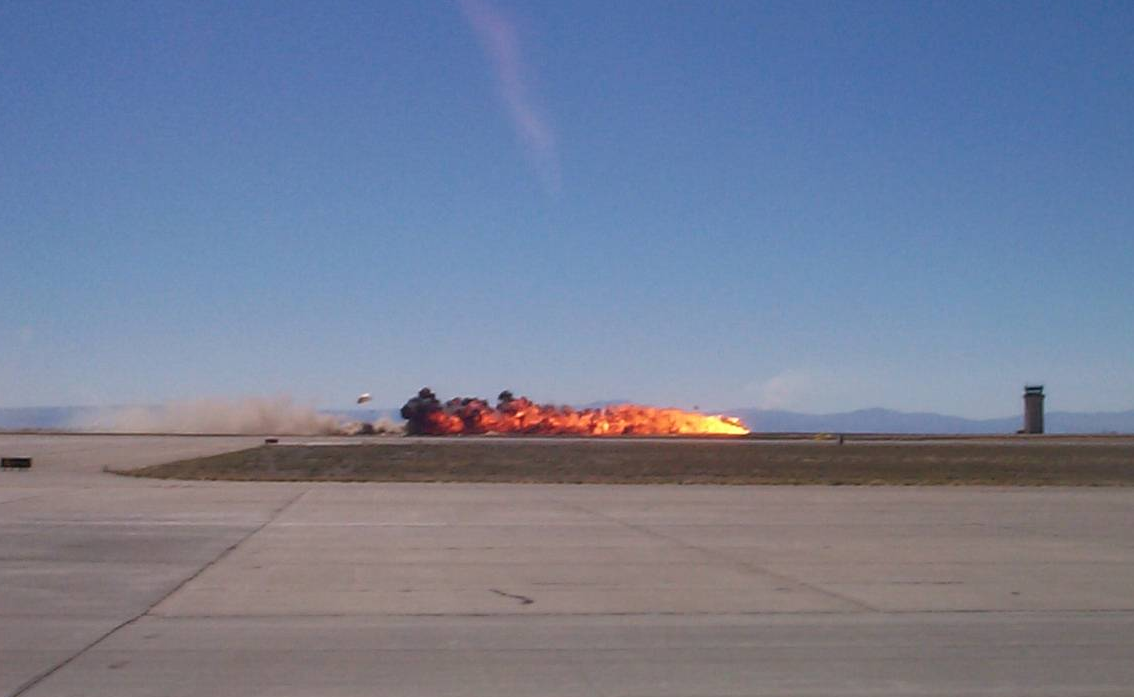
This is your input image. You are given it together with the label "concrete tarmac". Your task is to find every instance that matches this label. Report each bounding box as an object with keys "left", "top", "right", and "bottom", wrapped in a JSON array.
[{"left": 2, "top": 434, "right": 1133, "bottom": 696}]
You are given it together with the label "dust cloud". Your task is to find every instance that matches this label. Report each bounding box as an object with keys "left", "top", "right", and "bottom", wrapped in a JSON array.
[{"left": 78, "top": 397, "right": 402, "bottom": 436}]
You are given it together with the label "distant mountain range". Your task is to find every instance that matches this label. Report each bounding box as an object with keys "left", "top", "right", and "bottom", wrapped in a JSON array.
[
  {"left": 726, "top": 407, "right": 1134, "bottom": 435},
  {"left": 2, "top": 404, "right": 1133, "bottom": 434},
  {"left": 0, "top": 407, "right": 94, "bottom": 430}
]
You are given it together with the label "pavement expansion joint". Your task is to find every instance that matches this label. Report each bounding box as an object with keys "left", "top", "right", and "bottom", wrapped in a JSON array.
[
  {"left": 5, "top": 488, "right": 309, "bottom": 697},
  {"left": 541, "top": 493, "right": 881, "bottom": 614},
  {"left": 145, "top": 607, "right": 1134, "bottom": 620},
  {"left": 149, "top": 609, "right": 872, "bottom": 619}
]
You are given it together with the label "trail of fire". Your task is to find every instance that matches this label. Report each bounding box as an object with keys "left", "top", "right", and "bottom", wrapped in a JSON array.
[{"left": 400, "top": 388, "right": 750, "bottom": 436}]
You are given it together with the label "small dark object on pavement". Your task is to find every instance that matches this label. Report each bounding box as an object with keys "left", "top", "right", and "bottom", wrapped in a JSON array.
[
  {"left": 264, "top": 438, "right": 279, "bottom": 444},
  {"left": 2, "top": 457, "right": 32, "bottom": 469}
]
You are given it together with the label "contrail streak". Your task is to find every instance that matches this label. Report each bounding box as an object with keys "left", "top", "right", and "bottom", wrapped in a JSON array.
[{"left": 458, "top": 0, "right": 560, "bottom": 192}]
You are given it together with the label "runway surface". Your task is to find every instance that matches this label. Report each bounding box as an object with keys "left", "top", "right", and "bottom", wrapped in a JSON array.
[{"left": 2, "top": 434, "right": 1133, "bottom": 696}]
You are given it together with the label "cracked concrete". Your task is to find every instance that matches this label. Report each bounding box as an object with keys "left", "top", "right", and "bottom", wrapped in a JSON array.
[
  {"left": 489, "top": 588, "right": 536, "bottom": 605},
  {"left": 2, "top": 434, "right": 1134, "bottom": 696}
]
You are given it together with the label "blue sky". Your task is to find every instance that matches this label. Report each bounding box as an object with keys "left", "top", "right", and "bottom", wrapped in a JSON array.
[{"left": 2, "top": 0, "right": 1132, "bottom": 417}]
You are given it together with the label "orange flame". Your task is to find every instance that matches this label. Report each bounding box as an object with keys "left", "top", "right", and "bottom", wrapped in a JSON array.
[{"left": 401, "top": 389, "right": 750, "bottom": 436}]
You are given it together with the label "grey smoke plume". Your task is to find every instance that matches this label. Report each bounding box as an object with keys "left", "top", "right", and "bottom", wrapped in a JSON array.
[{"left": 79, "top": 397, "right": 403, "bottom": 436}]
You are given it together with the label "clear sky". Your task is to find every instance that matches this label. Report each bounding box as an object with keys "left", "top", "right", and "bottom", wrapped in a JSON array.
[{"left": 2, "top": 0, "right": 1132, "bottom": 417}]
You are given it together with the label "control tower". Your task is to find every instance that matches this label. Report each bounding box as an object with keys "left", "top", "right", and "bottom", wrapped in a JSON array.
[{"left": 1023, "top": 385, "right": 1045, "bottom": 434}]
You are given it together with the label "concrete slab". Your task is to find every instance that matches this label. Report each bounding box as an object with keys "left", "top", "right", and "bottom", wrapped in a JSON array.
[
  {"left": 0, "top": 435, "right": 297, "bottom": 697},
  {"left": 0, "top": 617, "right": 122, "bottom": 697},
  {"left": 3, "top": 435, "right": 1134, "bottom": 696},
  {"left": 21, "top": 613, "right": 1134, "bottom": 697},
  {"left": 0, "top": 434, "right": 261, "bottom": 486}
]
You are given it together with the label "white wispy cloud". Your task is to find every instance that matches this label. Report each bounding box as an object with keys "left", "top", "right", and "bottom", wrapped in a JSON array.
[
  {"left": 458, "top": 0, "right": 560, "bottom": 193},
  {"left": 752, "top": 370, "right": 819, "bottom": 411}
]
